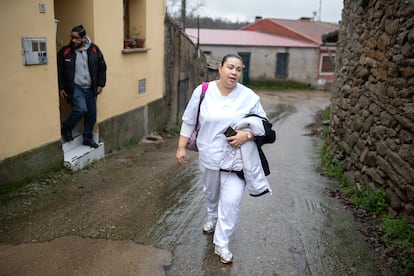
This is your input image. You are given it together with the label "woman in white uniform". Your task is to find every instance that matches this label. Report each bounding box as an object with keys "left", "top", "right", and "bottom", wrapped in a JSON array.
[{"left": 176, "top": 53, "right": 268, "bottom": 264}]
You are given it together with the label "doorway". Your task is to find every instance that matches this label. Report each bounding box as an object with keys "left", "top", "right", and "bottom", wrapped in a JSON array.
[
  {"left": 276, "top": 52, "right": 289, "bottom": 78},
  {"left": 238, "top": 52, "right": 251, "bottom": 85},
  {"left": 54, "top": 0, "right": 105, "bottom": 171}
]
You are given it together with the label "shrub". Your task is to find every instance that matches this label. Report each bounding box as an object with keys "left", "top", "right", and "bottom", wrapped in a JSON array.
[
  {"left": 348, "top": 184, "right": 387, "bottom": 216},
  {"left": 381, "top": 215, "right": 414, "bottom": 273},
  {"left": 320, "top": 144, "right": 344, "bottom": 180}
]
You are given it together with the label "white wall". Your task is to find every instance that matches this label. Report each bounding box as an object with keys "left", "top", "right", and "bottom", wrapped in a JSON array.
[{"left": 201, "top": 45, "right": 319, "bottom": 85}]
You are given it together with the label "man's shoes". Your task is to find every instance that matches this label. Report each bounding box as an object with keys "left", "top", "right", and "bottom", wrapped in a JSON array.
[
  {"left": 83, "top": 139, "right": 99, "bottom": 148},
  {"left": 203, "top": 217, "right": 217, "bottom": 234},
  {"left": 215, "top": 245, "right": 233, "bottom": 264},
  {"left": 61, "top": 128, "right": 73, "bottom": 142}
]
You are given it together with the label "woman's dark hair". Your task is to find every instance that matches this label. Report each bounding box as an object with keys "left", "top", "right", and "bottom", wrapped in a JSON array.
[
  {"left": 221, "top": 53, "right": 243, "bottom": 66},
  {"left": 72, "top": 24, "right": 86, "bottom": 37}
]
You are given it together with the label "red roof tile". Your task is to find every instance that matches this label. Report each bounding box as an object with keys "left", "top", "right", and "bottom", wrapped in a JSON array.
[
  {"left": 242, "top": 18, "right": 340, "bottom": 44},
  {"left": 185, "top": 28, "right": 318, "bottom": 48}
]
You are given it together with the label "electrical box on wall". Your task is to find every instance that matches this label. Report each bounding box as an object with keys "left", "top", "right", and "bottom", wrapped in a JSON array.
[{"left": 22, "top": 37, "right": 47, "bottom": 65}]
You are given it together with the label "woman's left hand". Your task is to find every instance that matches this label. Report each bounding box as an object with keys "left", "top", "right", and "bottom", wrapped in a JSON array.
[{"left": 226, "top": 130, "right": 250, "bottom": 148}]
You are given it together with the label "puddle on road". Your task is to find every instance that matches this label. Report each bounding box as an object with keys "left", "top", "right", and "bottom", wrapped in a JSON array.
[{"left": 144, "top": 162, "right": 205, "bottom": 248}]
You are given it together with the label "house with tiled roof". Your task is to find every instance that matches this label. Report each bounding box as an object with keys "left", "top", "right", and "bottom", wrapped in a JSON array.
[
  {"left": 242, "top": 18, "right": 340, "bottom": 85},
  {"left": 186, "top": 28, "right": 320, "bottom": 86}
]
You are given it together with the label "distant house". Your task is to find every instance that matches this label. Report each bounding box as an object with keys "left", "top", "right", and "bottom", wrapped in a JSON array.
[
  {"left": 186, "top": 28, "right": 319, "bottom": 85},
  {"left": 242, "top": 18, "right": 340, "bottom": 85}
]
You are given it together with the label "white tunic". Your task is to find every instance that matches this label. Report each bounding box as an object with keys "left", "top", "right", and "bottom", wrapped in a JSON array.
[{"left": 181, "top": 81, "right": 266, "bottom": 170}]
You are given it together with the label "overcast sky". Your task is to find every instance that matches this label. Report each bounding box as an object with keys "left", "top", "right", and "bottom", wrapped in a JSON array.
[{"left": 169, "top": 0, "right": 343, "bottom": 23}]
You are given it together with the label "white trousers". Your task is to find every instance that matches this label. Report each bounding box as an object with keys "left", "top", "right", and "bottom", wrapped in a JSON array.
[{"left": 200, "top": 166, "right": 245, "bottom": 248}]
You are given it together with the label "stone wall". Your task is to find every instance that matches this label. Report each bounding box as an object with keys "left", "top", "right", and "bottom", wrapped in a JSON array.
[
  {"left": 164, "top": 16, "right": 207, "bottom": 125},
  {"left": 330, "top": 0, "right": 414, "bottom": 221}
]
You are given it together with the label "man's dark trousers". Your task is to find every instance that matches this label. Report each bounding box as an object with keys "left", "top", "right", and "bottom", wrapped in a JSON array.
[{"left": 62, "top": 85, "right": 96, "bottom": 140}]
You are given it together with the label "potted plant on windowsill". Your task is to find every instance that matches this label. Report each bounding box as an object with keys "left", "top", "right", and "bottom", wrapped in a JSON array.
[
  {"left": 124, "top": 26, "right": 145, "bottom": 49},
  {"left": 129, "top": 37, "right": 145, "bottom": 48}
]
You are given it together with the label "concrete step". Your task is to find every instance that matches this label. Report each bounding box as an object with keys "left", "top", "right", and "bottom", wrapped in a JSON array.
[{"left": 62, "top": 134, "right": 104, "bottom": 171}]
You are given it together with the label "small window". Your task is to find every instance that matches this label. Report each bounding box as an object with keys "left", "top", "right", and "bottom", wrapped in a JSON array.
[
  {"left": 138, "top": 79, "right": 146, "bottom": 94},
  {"left": 123, "top": 0, "right": 146, "bottom": 49},
  {"left": 320, "top": 55, "right": 335, "bottom": 74}
]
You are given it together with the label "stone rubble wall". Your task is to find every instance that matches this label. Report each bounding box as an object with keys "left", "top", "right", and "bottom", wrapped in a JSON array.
[
  {"left": 164, "top": 16, "right": 207, "bottom": 125},
  {"left": 330, "top": 0, "right": 414, "bottom": 221}
]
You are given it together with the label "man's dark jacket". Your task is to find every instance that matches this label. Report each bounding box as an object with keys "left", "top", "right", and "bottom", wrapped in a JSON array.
[
  {"left": 246, "top": 114, "right": 276, "bottom": 176},
  {"left": 57, "top": 42, "right": 107, "bottom": 99}
]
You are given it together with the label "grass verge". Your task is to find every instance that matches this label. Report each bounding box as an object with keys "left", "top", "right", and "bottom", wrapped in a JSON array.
[{"left": 248, "top": 80, "right": 314, "bottom": 90}]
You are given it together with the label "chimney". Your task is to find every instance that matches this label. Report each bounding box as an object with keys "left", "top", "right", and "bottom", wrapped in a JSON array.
[{"left": 255, "top": 16, "right": 263, "bottom": 22}]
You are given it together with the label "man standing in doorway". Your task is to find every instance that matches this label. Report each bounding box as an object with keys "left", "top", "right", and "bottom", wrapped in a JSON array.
[{"left": 58, "top": 24, "right": 107, "bottom": 148}]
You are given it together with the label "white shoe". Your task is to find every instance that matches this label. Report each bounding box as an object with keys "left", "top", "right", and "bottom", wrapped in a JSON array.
[
  {"left": 203, "top": 217, "right": 217, "bottom": 233},
  {"left": 215, "top": 245, "right": 233, "bottom": 264}
]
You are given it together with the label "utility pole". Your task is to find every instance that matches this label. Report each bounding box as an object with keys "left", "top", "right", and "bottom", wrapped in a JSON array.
[{"left": 181, "top": 0, "right": 186, "bottom": 29}]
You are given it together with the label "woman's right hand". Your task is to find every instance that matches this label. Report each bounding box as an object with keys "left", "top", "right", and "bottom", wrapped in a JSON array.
[
  {"left": 176, "top": 135, "right": 190, "bottom": 165},
  {"left": 176, "top": 148, "right": 187, "bottom": 165}
]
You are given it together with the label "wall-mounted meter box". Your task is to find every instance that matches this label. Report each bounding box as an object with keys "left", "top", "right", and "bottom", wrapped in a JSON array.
[{"left": 22, "top": 37, "right": 47, "bottom": 65}]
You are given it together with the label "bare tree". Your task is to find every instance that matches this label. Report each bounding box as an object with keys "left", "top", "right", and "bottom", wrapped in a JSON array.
[
  {"left": 166, "top": 0, "right": 205, "bottom": 27},
  {"left": 166, "top": 0, "right": 180, "bottom": 17},
  {"left": 187, "top": 0, "right": 204, "bottom": 19}
]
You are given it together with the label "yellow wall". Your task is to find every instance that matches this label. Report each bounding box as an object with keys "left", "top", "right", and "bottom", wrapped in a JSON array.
[
  {"left": 0, "top": 0, "right": 166, "bottom": 161},
  {"left": 0, "top": 0, "right": 60, "bottom": 160},
  {"left": 95, "top": 0, "right": 166, "bottom": 122}
]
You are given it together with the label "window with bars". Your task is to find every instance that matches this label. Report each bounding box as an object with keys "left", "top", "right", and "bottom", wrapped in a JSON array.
[{"left": 320, "top": 54, "right": 335, "bottom": 74}]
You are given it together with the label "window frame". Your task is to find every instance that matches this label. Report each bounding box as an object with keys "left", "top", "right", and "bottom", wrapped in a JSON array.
[
  {"left": 319, "top": 54, "right": 336, "bottom": 75},
  {"left": 123, "top": 0, "right": 147, "bottom": 50}
]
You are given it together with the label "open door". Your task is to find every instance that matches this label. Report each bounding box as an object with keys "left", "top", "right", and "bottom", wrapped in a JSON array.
[{"left": 54, "top": 0, "right": 104, "bottom": 171}]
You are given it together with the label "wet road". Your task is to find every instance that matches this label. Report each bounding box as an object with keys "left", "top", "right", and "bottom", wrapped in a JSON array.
[
  {"left": 148, "top": 91, "right": 381, "bottom": 275},
  {"left": 0, "top": 90, "right": 383, "bottom": 275}
]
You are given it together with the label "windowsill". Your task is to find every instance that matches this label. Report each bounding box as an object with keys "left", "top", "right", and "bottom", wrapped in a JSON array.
[{"left": 122, "top": 48, "right": 150, "bottom": 54}]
